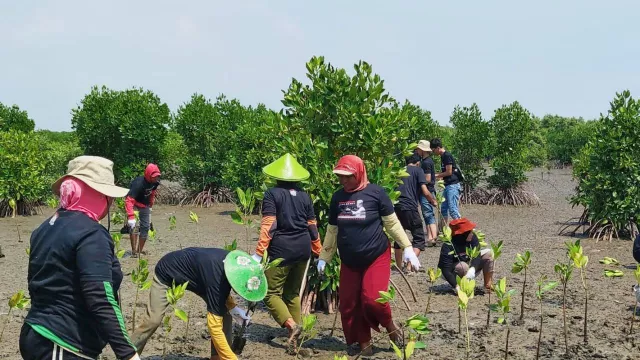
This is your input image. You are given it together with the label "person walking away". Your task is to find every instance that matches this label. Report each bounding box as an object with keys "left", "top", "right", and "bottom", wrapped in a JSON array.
[
  {"left": 393, "top": 154, "right": 435, "bottom": 272},
  {"left": 125, "top": 164, "right": 161, "bottom": 257},
  {"left": 437, "top": 218, "right": 494, "bottom": 292},
  {"left": 131, "top": 248, "right": 261, "bottom": 360},
  {"left": 317, "top": 155, "right": 422, "bottom": 356},
  {"left": 249, "top": 154, "right": 321, "bottom": 353},
  {"left": 430, "top": 138, "right": 462, "bottom": 222},
  {"left": 414, "top": 140, "right": 439, "bottom": 245},
  {"left": 21, "top": 156, "right": 139, "bottom": 360}
]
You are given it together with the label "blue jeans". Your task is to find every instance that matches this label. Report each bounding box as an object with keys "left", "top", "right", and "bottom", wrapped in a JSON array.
[
  {"left": 420, "top": 193, "right": 436, "bottom": 225},
  {"left": 442, "top": 183, "right": 461, "bottom": 220}
]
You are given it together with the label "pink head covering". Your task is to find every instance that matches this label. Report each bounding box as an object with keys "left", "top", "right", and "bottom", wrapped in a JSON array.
[
  {"left": 59, "top": 178, "right": 110, "bottom": 222},
  {"left": 333, "top": 155, "right": 370, "bottom": 193}
]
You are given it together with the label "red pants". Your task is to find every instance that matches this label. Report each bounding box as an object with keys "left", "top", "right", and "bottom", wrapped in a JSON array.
[{"left": 339, "top": 246, "right": 393, "bottom": 345}]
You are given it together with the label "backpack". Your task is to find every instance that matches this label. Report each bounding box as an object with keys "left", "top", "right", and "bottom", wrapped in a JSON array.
[{"left": 454, "top": 162, "right": 465, "bottom": 183}]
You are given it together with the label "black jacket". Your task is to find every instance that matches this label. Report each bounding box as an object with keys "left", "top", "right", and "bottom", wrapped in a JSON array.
[{"left": 25, "top": 210, "right": 136, "bottom": 359}]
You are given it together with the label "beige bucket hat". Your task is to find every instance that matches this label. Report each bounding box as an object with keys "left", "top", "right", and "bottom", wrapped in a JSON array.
[
  {"left": 52, "top": 156, "right": 129, "bottom": 198},
  {"left": 416, "top": 140, "right": 432, "bottom": 152}
]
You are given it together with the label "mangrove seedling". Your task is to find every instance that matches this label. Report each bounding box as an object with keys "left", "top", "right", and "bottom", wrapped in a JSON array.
[
  {"left": 163, "top": 281, "right": 189, "bottom": 358},
  {"left": 534, "top": 276, "right": 558, "bottom": 360},
  {"left": 511, "top": 250, "right": 532, "bottom": 321},
  {"left": 631, "top": 265, "right": 640, "bottom": 334},
  {"left": 9, "top": 199, "right": 22, "bottom": 242},
  {"left": 425, "top": 267, "right": 442, "bottom": 314},
  {"left": 131, "top": 258, "right": 152, "bottom": 331},
  {"left": 566, "top": 240, "right": 589, "bottom": 344},
  {"left": 112, "top": 233, "right": 126, "bottom": 259},
  {"left": 553, "top": 261, "right": 573, "bottom": 354},
  {"left": 189, "top": 211, "right": 200, "bottom": 242},
  {"left": 224, "top": 239, "right": 238, "bottom": 251},
  {"left": 231, "top": 187, "right": 258, "bottom": 252},
  {"left": 168, "top": 215, "right": 176, "bottom": 231},
  {"left": 0, "top": 290, "right": 30, "bottom": 344},
  {"left": 487, "top": 240, "right": 504, "bottom": 327},
  {"left": 25, "top": 247, "right": 30, "bottom": 256},
  {"left": 457, "top": 276, "right": 476, "bottom": 360},
  {"left": 295, "top": 314, "right": 318, "bottom": 357},
  {"left": 491, "top": 277, "right": 517, "bottom": 360}
]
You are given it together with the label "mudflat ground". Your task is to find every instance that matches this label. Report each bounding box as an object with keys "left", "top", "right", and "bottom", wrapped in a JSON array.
[{"left": 1, "top": 168, "right": 638, "bottom": 359}]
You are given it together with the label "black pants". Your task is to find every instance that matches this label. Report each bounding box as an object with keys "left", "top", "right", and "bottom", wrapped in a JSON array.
[
  {"left": 633, "top": 233, "right": 640, "bottom": 263},
  {"left": 393, "top": 206, "right": 426, "bottom": 250},
  {"left": 20, "top": 324, "right": 88, "bottom": 360}
]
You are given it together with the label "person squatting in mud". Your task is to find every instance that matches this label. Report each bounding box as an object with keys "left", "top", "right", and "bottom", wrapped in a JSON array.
[
  {"left": 21, "top": 156, "right": 141, "bottom": 360},
  {"left": 130, "top": 248, "right": 262, "bottom": 360},
  {"left": 317, "top": 155, "right": 422, "bottom": 356},
  {"left": 125, "top": 163, "right": 161, "bottom": 257},
  {"left": 438, "top": 217, "right": 495, "bottom": 293},
  {"left": 250, "top": 154, "right": 322, "bottom": 354}
]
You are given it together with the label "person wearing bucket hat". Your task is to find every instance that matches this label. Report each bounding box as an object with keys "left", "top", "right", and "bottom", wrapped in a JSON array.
[
  {"left": 317, "top": 155, "right": 421, "bottom": 356},
  {"left": 124, "top": 163, "right": 161, "bottom": 257},
  {"left": 437, "top": 218, "right": 494, "bottom": 292},
  {"left": 20, "top": 156, "right": 140, "bottom": 360},
  {"left": 249, "top": 154, "right": 319, "bottom": 353},
  {"left": 131, "top": 248, "right": 264, "bottom": 360},
  {"left": 415, "top": 140, "right": 439, "bottom": 245}
]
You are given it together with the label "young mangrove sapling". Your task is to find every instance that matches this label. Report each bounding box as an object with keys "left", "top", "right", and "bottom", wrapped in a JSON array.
[
  {"left": 553, "top": 262, "right": 573, "bottom": 354},
  {"left": 487, "top": 240, "right": 504, "bottom": 327},
  {"left": 631, "top": 265, "right": 640, "bottom": 334},
  {"left": 0, "top": 290, "right": 30, "bottom": 344},
  {"left": 163, "top": 281, "right": 189, "bottom": 358},
  {"left": 511, "top": 250, "right": 532, "bottom": 321},
  {"left": 130, "top": 258, "right": 152, "bottom": 331},
  {"left": 566, "top": 240, "right": 589, "bottom": 344},
  {"left": 534, "top": 275, "right": 558, "bottom": 360},
  {"left": 491, "top": 277, "right": 517, "bottom": 360},
  {"left": 457, "top": 276, "right": 475, "bottom": 360}
]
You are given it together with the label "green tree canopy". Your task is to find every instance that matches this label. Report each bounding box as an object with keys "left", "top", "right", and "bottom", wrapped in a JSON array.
[
  {"left": 71, "top": 86, "right": 171, "bottom": 184},
  {"left": 0, "top": 103, "right": 35, "bottom": 133},
  {"left": 451, "top": 103, "right": 490, "bottom": 190}
]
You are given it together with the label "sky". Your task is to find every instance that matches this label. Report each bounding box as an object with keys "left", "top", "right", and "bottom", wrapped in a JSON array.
[{"left": 1, "top": 0, "right": 639, "bottom": 131}]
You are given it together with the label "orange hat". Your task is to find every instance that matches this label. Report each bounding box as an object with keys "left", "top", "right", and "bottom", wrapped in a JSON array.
[{"left": 449, "top": 218, "right": 477, "bottom": 236}]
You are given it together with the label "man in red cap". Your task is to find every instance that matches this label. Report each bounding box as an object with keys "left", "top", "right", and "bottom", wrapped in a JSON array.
[{"left": 125, "top": 163, "right": 161, "bottom": 257}]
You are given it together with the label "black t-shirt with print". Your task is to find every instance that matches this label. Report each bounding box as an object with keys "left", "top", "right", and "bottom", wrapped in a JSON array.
[
  {"left": 420, "top": 157, "right": 436, "bottom": 193},
  {"left": 397, "top": 166, "right": 427, "bottom": 211},
  {"left": 127, "top": 176, "right": 159, "bottom": 206},
  {"left": 441, "top": 151, "right": 460, "bottom": 186},
  {"left": 262, "top": 184, "right": 316, "bottom": 266},
  {"left": 329, "top": 184, "right": 394, "bottom": 269},
  {"left": 155, "top": 248, "right": 231, "bottom": 316}
]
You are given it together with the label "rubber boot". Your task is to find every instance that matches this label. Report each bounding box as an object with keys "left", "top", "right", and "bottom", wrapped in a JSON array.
[{"left": 130, "top": 233, "right": 139, "bottom": 257}]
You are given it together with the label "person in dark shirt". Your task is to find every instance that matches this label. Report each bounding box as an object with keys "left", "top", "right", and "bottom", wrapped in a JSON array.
[
  {"left": 392, "top": 154, "right": 434, "bottom": 270},
  {"left": 633, "top": 233, "right": 640, "bottom": 263},
  {"left": 249, "top": 154, "right": 321, "bottom": 353},
  {"left": 125, "top": 163, "right": 161, "bottom": 257},
  {"left": 131, "top": 248, "right": 264, "bottom": 360},
  {"left": 317, "top": 155, "right": 421, "bottom": 356},
  {"left": 431, "top": 138, "right": 462, "bottom": 221},
  {"left": 415, "top": 140, "right": 439, "bottom": 245},
  {"left": 21, "top": 156, "right": 139, "bottom": 360},
  {"left": 437, "top": 218, "right": 494, "bottom": 292}
]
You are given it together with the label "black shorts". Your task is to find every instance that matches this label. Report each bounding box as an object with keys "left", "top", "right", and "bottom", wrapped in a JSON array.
[
  {"left": 393, "top": 207, "right": 426, "bottom": 251},
  {"left": 20, "top": 324, "right": 91, "bottom": 360}
]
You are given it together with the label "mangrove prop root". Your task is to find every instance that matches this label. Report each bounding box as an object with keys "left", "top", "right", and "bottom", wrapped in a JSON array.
[
  {"left": 392, "top": 263, "right": 418, "bottom": 302},
  {"left": 329, "top": 308, "right": 340, "bottom": 337},
  {"left": 389, "top": 278, "right": 411, "bottom": 311}
]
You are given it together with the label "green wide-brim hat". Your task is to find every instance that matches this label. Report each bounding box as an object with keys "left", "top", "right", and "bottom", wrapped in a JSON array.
[
  {"left": 224, "top": 250, "right": 268, "bottom": 302},
  {"left": 262, "top": 153, "right": 310, "bottom": 182}
]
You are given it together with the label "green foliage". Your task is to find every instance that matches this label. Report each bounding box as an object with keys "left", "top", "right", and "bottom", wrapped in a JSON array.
[
  {"left": 488, "top": 101, "right": 535, "bottom": 189},
  {"left": 175, "top": 94, "right": 276, "bottom": 192},
  {"left": 111, "top": 233, "right": 126, "bottom": 259},
  {"left": 451, "top": 104, "right": 490, "bottom": 189},
  {"left": 0, "top": 130, "right": 48, "bottom": 216},
  {"left": 258, "top": 249, "right": 285, "bottom": 271},
  {"left": 571, "top": 90, "right": 640, "bottom": 239},
  {"left": 0, "top": 290, "right": 30, "bottom": 343},
  {"left": 376, "top": 285, "right": 397, "bottom": 304},
  {"left": 162, "top": 280, "right": 189, "bottom": 356},
  {"left": 158, "top": 131, "right": 188, "bottom": 182},
  {"left": 296, "top": 314, "right": 318, "bottom": 356},
  {"left": 599, "top": 257, "right": 620, "bottom": 266},
  {"left": 524, "top": 117, "right": 548, "bottom": 167},
  {"left": 540, "top": 115, "right": 595, "bottom": 164},
  {"left": 603, "top": 269, "right": 624, "bottom": 278},
  {"left": 535, "top": 276, "right": 558, "bottom": 300},
  {"left": 131, "top": 258, "right": 152, "bottom": 330},
  {"left": 223, "top": 239, "right": 238, "bottom": 251},
  {"left": 491, "top": 277, "right": 517, "bottom": 324},
  {"left": 71, "top": 85, "right": 170, "bottom": 184},
  {"left": 0, "top": 103, "right": 34, "bottom": 133},
  {"left": 232, "top": 187, "right": 258, "bottom": 252},
  {"left": 566, "top": 239, "right": 590, "bottom": 344},
  {"left": 168, "top": 215, "right": 177, "bottom": 230},
  {"left": 511, "top": 251, "right": 532, "bottom": 274}
]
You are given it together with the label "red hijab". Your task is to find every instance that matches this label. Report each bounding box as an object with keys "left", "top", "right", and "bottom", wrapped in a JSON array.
[{"left": 333, "top": 155, "right": 369, "bottom": 193}]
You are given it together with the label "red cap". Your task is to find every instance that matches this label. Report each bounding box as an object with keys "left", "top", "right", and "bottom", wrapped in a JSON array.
[{"left": 449, "top": 218, "right": 477, "bottom": 236}]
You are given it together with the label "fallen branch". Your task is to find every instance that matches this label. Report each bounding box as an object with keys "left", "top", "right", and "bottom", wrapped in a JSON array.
[
  {"left": 392, "top": 263, "right": 418, "bottom": 302},
  {"left": 389, "top": 278, "right": 411, "bottom": 311}
]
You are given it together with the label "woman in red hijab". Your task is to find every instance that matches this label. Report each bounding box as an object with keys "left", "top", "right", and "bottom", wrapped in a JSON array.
[{"left": 317, "top": 155, "right": 421, "bottom": 356}]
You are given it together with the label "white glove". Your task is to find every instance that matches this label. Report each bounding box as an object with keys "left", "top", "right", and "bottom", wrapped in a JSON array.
[
  {"left": 251, "top": 253, "right": 262, "bottom": 263},
  {"left": 317, "top": 259, "right": 326, "bottom": 274},
  {"left": 465, "top": 267, "right": 476, "bottom": 280},
  {"left": 127, "top": 219, "right": 136, "bottom": 228},
  {"left": 128, "top": 354, "right": 141, "bottom": 360},
  {"left": 403, "top": 247, "right": 421, "bottom": 270},
  {"left": 229, "top": 306, "right": 251, "bottom": 325},
  {"left": 149, "top": 207, "right": 153, "bottom": 212}
]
